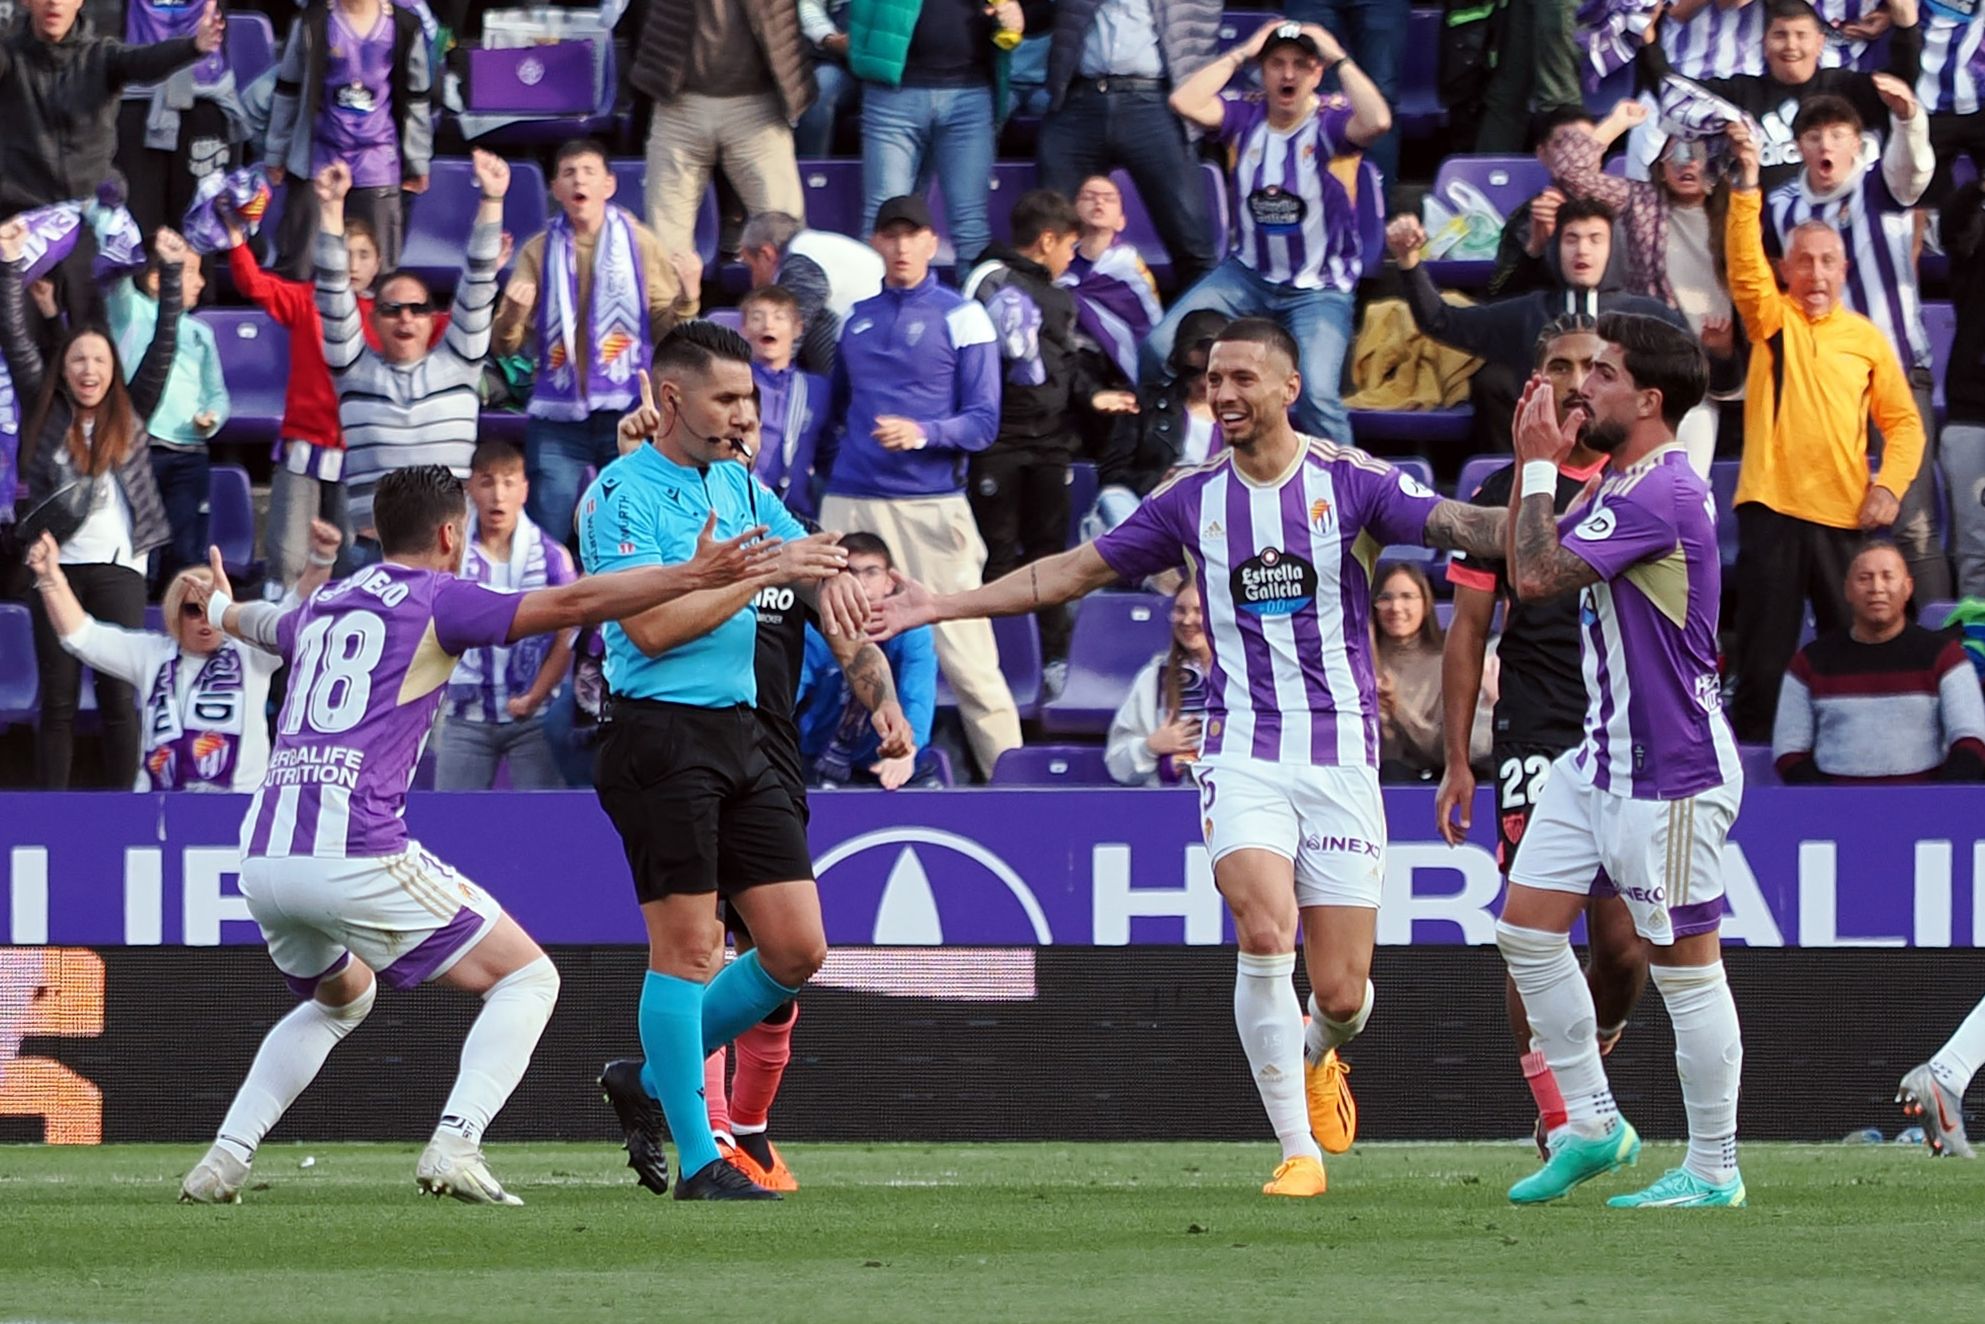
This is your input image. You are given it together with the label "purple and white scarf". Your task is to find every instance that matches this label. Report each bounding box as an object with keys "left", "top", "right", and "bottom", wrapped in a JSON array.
[
  {"left": 18, "top": 184, "right": 145, "bottom": 285},
  {"left": 0, "top": 354, "right": 16, "bottom": 515},
  {"left": 1057, "top": 244, "right": 1163, "bottom": 385},
  {"left": 183, "top": 167, "right": 276, "bottom": 256},
  {"left": 1579, "top": 0, "right": 1661, "bottom": 92},
  {"left": 141, "top": 645, "right": 248, "bottom": 791},
  {"left": 450, "top": 509, "right": 560, "bottom": 723},
  {"left": 529, "top": 206, "right": 648, "bottom": 422}
]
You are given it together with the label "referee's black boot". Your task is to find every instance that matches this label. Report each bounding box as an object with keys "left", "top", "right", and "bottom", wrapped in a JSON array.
[
  {"left": 675, "top": 1157, "right": 782, "bottom": 1201},
  {"left": 599, "top": 1059, "right": 670, "bottom": 1196}
]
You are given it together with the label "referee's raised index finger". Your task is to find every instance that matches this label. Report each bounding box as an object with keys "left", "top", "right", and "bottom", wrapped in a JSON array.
[{"left": 637, "top": 368, "right": 656, "bottom": 412}]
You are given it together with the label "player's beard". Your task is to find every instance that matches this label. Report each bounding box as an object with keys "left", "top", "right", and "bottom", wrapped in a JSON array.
[{"left": 1583, "top": 415, "right": 1630, "bottom": 454}]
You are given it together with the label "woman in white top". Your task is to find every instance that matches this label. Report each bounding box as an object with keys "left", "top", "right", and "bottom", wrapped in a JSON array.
[
  {"left": 24, "top": 522, "right": 339, "bottom": 792},
  {"left": 1106, "top": 581, "right": 1214, "bottom": 787}
]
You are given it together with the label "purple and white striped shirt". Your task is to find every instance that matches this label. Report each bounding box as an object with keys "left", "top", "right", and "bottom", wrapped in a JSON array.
[
  {"left": 1094, "top": 439, "right": 1442, "bottom": 768},
  {"left": 1558, "top": 445, "right": 1739, "bottom": 800},
  {"left": 1767, "top": 170, "right": 1927, "bottom": 369},
  {"left": 1814, "top": 0, "right": 1885, "bottom": 70},
  {"left": 240, "top": 565, "right": 522, "bottom": 860},
  {"left": 1917, "top": 8, "right": 1985, "bottom": 115},
  {"left": 1218, "top": 93, "right": 1366, "bottom": 292},
  {"left": 1660, "top": 0, "right": 1764, "bottom": 78}
]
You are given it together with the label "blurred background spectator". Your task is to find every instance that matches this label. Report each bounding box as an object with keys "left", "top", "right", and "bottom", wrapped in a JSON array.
[
  {"left": 1374, "top": 561, "right": 1490, "bottom": 782},
  {"left": 739, "top": 210, "right": 885, "bottom": 376},
  {"left": 1105, "top": 579, "right": 1208, "bottom": 786}
]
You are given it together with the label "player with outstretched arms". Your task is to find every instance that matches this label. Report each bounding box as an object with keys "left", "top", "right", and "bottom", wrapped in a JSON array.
[
  {"left": 871, "top": 317, "right": 1512, "bottom": 1196},
  {"left": 177, "top": 465, "right": 782, "bottom": 1207},
  {"left": 1497, "top": 313, "right": 1747, "bottom": 1209}
]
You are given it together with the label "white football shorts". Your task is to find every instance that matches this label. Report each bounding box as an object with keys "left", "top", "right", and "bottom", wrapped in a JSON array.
[{"left": 1194, "top": 756, "right": 1389, "bottom": 909}]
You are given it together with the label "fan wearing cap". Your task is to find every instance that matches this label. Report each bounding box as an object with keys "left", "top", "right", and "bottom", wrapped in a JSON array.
[{"left": 1143, "top": 20, "right": 1391, "bottom": 445}]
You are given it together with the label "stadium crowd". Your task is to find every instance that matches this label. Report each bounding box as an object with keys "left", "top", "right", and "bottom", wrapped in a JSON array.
[{"left": 1, "top": 0, "right": 1983, "bottom": 795}]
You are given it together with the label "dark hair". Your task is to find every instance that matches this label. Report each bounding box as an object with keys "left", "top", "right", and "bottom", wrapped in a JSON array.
[
  {"left": 840, "top": 530, "right": 893, "bottom": 566},
  {"left": 1169, "top": 309, "right": 1230, "bottom": 375},
  {"left": 1557, "top": 196, "right": 1616, "bottom": 230},
  {"left": 22, "top": 322, "right": 140, "bottom": 479},
  {"left": 372, "top": 268, "right": 433, "bottom": 307},
  {"left": 1534, "top": 311, "right": 1600, "bottom": 367},
  {"left": 1009, "top": 188, "right": 1081, "bottom": 250},
  {"left": 1595, "top": 312, "right": 1709, "bottom": 430},
  {"left": 471, "top": 437, "right": 526, "bottom": 475},
  {"left": 738, "top": 283, "right": 802, "bottom": 320},
  {"left": 373, "top": 465, "right": 467, "bottom": 555},
  {"left": 1792, "top": 94, "right": 1863, "bottom": 140},
  {"left": 1212, "top": 317, "right": 1301, "bottom": 371},
  {"left": 344, "top": 216, "right": 378, "bottom": 249},
  {"left": 1848, "top": 538, "right": 1909, "bottom": 575},
  {"left": 554, "top": 138, "right": 611, "bottom": 172},
  {"left": 1374, "top": 562, "right": 1442, "bottom": 651},
  {"left": 650, "top": 319, "right": 754, "bottom": 385},
  {"left": 1530, "top": 105, "right": 1596, "bottom": 151},
  {"left": 1766, "top": 0, "right": 1823, "bottom": 30}
]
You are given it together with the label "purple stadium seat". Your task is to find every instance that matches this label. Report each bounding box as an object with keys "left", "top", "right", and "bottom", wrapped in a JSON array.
[
  {"left": 936, "top": 613, "right": 1045, "bottom": 719},
  {"left": 1041, "top": 592, "right": 1172, "bottom": 734},
  {"left": 1921, "top": 599, "right": 1959, "bottom": 628},
  {"left": 199, "top": 310, "right": 288, "bottom": 451},
  {"left": 400, "top": 158, "right": 549, "bottom": 289},
  {"left": 1067, "top": 460, "right": 1099, "bottom": 546},
  {"left": 1216, "top": 11, "right": 1277, "bottom": 49},
  {"left": 1710, "top": 459, "right": 1740, "bottom": 567},
  {"left": 1393, "top": 456, "right": 1436, "bottom": 491},
  {"left": 1924, "top": 301, "right": 1954, "bottom": 422},
  {"left": 1395, "top": 7, "right": 1446, "bottom": 136},
  {"left": 1380, "top": 542, "right": 1438, "bottom": 566},
  {"left": 694, "top": 187, "right": 720, "bottom": 268},
  {"left": 1355, "top": 158, "right": 1385, "bottom": 270},
  {"left": 609, "top": 159, "right": 645, "bottom": 214},
  {"left": 1348, "top": 404, "right": 1476, "bottom": 447},
  {"left": 707, "top": 307, "right": 743, "bottom": 331},
  {"left": 459, "top": 41, "right": 621, "bottom": 149},
  {"left": 1456, "top": 453, "right": 1507, "bottom": 501},
  {"left": 1199, "top": 162, "right": 1231, "bottom": 262},
  {"left": 1582, "top": 59, "right": 1635, "bottom": 118},
  {"left": 1109, "top": 168, "right": 1171, "bottom": 277},
  {"left": 0, "top": 603, "right": 38, "bottom": 727},
  {"left": 209, "top": 464, "right": 257, "bottom": 578},
  {"left": 930, "top": 161, "right": 1039, "bottom": 269},
  {"left": 1424, "top": 155, "right": 1550, "bottom": 289},
  {"left": 990, "top": 744, "right": 1115, "bottom": 785},
  {"left": 226, "top": 11, "right": 277, "bottom": 85},
  {"left": 479, "top": 414, "right": 528, "bottom": 446},
  {"left": 800, "top": 160, "right": 866, "bottom": 239},
  {"left": 1738, "top": 743, "right": 1779, "bottom": 785}
]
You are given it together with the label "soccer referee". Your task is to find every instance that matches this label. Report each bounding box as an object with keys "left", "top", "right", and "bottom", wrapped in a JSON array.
[{"left": 579, "top": 322, "right": 862, "bottom": 1200}]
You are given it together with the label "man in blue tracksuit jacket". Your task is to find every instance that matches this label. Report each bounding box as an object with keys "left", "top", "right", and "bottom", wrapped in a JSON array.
[{"left": 817, "top": 193, "right": 1020, "bottom": 779}]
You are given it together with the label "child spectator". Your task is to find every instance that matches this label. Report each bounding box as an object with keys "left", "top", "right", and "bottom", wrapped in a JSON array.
[
  {"left": 1106, "top": 580, "right": 1211, "bottom": 787},
  {"left": 435, "top": 437, "right": 577, "bottom": 790},
  {"left": 795, "top": 531, "right": 935, "bottom": 788},
  {"left": 741, "top": 284, "right": 829, "bottom": 518}
]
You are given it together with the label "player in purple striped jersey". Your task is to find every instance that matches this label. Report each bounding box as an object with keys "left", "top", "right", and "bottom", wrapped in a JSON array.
[
  {"left": 871, "top": 318, "right": 1510, "bottom": 1197},
  {"left": 176, "top": 466, "right": 782, "bottom": 1208},
  {"left": 1498, "top": 313, "right": 1748, "bottom": 1210}
]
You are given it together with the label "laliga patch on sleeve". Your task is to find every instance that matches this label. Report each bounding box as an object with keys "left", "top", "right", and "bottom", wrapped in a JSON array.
[
  {"left": 1574, "top": 506, "right": 1617, "bottom": 541},
  {"left": 1396, "top": 470, "right": 1435, "bottom": 500}
]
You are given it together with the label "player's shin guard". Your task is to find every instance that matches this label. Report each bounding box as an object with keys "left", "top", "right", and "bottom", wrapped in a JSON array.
[
  {"left": 640, "top": 971, "right": 722, "bottom": 1176},
  {"left": 1236, "top": 952, "right": 1323, "bottom": 1164},
  {"left": 702, "top": 949, "right": 803, "bottom": 1054},
  {"left": 1651, "top": 962, "right": 1742, "bottom": 1185},
  {"left": 1496, "top": 921, "right": 1617, "bottom": 1135},
  {"left": 1304, "top": 981, "right": 1373, "bottom": 1063},
  {"left": 215, "top": 980, "right": 376, "bottom": 1163},
  {"left": 1931, "top": 992, "right": 1985, "bottom": 1097},
  {"left": 731, "top": 1003, "right": 797, "bottom": 1131},
  {"left": 436, "top": 956, "right": 560, "bottom": 1146}
]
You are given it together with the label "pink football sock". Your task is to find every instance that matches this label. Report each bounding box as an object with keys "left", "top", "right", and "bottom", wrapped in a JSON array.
[{"left": 730, "top": 1006, "right": 798, "bottom": 1131}]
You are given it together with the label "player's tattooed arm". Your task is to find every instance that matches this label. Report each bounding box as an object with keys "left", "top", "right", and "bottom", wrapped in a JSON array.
[
  {"left": 1421, "top": 499, "right": 1509, "bottom": 558},
  {"left": 828, "top": 630, "right": 916, "bottom": 759},
  {"left": 1510, "top": 492, "right": 1602, "bottom": 601}
]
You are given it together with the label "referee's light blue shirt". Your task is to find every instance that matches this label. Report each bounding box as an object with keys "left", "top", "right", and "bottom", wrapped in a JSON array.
[{"left": 577, "top": 442, "right": 807, "bottom": 709}]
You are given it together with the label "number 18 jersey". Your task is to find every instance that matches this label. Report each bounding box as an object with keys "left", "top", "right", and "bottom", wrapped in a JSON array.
[{"left": 240, "top": 564, "right": 522, "bottom": 860}]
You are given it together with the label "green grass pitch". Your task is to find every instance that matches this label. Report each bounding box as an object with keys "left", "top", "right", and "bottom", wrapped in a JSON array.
[{"left": 0, "top": 1141, "right": 1979, "bottom": 1322}]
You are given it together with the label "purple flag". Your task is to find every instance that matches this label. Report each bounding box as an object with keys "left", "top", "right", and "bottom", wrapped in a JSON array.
[
  {"left": 15, "top": 203, "right": 84, "bottom": 286},
  {"left": 1057, "top": 244, "right": 1164, "bottom": 385}
]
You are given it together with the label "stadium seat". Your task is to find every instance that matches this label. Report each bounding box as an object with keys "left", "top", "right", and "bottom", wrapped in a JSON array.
[
  {"left": 1348, "top": 405, "right": 1475, "bottom": 448},
  {"left": 1424, "top": 155, "right": 1549, "bottom": 290},
  {"left": 1924, "top": 301, "right": 1954, "bottom": 424},
  {"left": 1394, "top": 7, "right": 1447, "bottom": 136},
  {"left": 479, "top": 414, "right": 528, "bottom": 447},
  {"left": 225, "top": 10, "right": 278, "bottom": 86},
  {"left": 145, "top": 605, "right": 164, "bottom": 634},
  {"left": 1041, "top": 592, "right": 1172, "bottom": 734},
  {"left": 1215, "top": 10, "right": 1278, "bottom": 49},
  {"left": 799, "top": 160, "right": 866, "bottom": 239},
  {"left": 931, "top": 161, "right": 1038, "bottom": 270},
  {"left": 1379, "top": 543, "right": 1438, "bottom": 566},
  {"left": 1920, "top": 599, "right": 1958, "bottom": 628},
  {"left": 1738, "top": 743, "right": 1779, "bottom": 785},
  {"left": 1456, "top": 453, "right": 1506, "bottom": 501},
  {"left": 400, "top": 158, "right": 549, "bottom": 289},
  {"left": 936, "top": 613, "right": 1045, "bottom": 720},
  {"left": 199, "top": 310, "right": 289, "bottom": 451},
  {"left": 990, "top": 744, "right": 1114, "bottom": 785},
  {"left": 1068, "top": 461, "right": 1099, "bottom": 546},
  {"left": 609, "top": 159, "right": 645, "bottom": 210},
  {"left": 1393, "top": 456, "right": 1436, "bottom": 491},
  {"left": 1110, "top": 169, "right": 1172, "bottom": 281},
  {"left": 707, "top": 307, "right": 743, "bottom": 332},
  {"left": 0, "top": 603, "right": 38, "bottom": 728},
  {"left": 209, "top": 464, "right": 258, "bottom": 579},
  {"left": 1200, "top": 162, "right": 1232, "bottom": 260},
  {"left": 1710, "top": 459, "right": 1740, "bottom": 567},
  {"left": 694, "top": 187, "right": 720, "bottom": 268},
  {"left": 1355, "top": 158, "right": 1386, "bottom": 268}
]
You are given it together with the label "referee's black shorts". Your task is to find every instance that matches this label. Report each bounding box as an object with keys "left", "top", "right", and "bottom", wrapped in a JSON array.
[
  {"left": 594, "top": 697, "right": 814, "bottom": 905},
  {"left": 726, "top": 714, "right": 810, "bottom": 941}
]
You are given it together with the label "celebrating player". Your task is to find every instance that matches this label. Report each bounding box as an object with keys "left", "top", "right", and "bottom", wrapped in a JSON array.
[
  {"left": 176, "top": 466, "right": 781, "bottom": 1207},
  {"left": 1437, "top": 314, "right": 1650, "bottom": 1155},
  {"left": 1497, "top": 313, "right": 1747, "bottom": 1209},
  {"left": 870, "top": 317, "right": 1511, "bottom": 1197}
]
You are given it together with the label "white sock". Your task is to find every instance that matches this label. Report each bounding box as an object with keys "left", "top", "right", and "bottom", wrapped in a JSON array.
[
  {"left": 1930, "top": 992, "right": 1985, "bottom": 1096},
  {"left": 1652, "top": 962, "right": 1742, "bottom": 1185},
  {"left": 1235, "top": 952, "right": 1322, "bottom": 1164},
  {"left": 215, "top": 981, "right": 376, "bottom": 1164},
  {"left": 434, "top": 957, "right": 560, "bottom": 1148},
  {"left": 1304, "top": 980, "right": 1375, "bottom": 1065},
  {"left": 1496, "top": 921, "right": 1616, "bottom": 1137}
]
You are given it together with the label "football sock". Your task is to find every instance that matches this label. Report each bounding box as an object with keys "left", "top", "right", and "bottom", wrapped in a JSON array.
[
  {"left": 1930, "top": 992, "right": 1985, "bottom": 1096},
  {"left": 1652, "top": 962, "right": 1742, "bottom": 1185},
  {"left": 1304, "top": 980, "right": 1374, "bottom": 1064},
  {"left": 736, "top": 1129, "right": 775, "bottom": 1172},
  {"left": 1521, "top": 1050, "right": 1569, "bottom": 1132},
  {"left": 1235, "top": 952, "right": 1323, "bottom": 1164},
  {"left": 434, "top": 956, "right": 559, "bottom": 1148},
  {"left": 702, "top": 949, "right": 802, "bottom": 1054},
  {"left": 731, "top": 1003, "right": 798, "bottom": 1131},
  {"left": 704, "top": 1047, "right": 732, "bottom": 1144},
  {"left": 639, "top": 970, "right": 721, "bottom": 1177},
  {"left": 214, "top": 980, "right": 375, "bottom": 1164},
  {"left": 1496, "top": 922, "right": 1616, "bottom": 1136}
]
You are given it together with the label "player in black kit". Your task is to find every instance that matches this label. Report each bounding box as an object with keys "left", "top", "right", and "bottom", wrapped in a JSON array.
[
  {"left": 599, "top": 391, "right": 912, "bottom": 1195},
  {"left": 1434, "top": 316, "right": 1650, "bottom": 1153}
]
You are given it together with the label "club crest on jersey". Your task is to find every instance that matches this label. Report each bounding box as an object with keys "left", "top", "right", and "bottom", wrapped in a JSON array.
[
  {"left": 1501, "top": 811, "right": 1528, "bottom": 846},
  {"left": 1308, "top": 497, "right": 1332, "bottom": 533},
  {"left": 906, "top": 320, "right": 926, "bottom": 347},
  {"left": 1230, "top": 545, "right": 1318, "bottom": 616}
]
